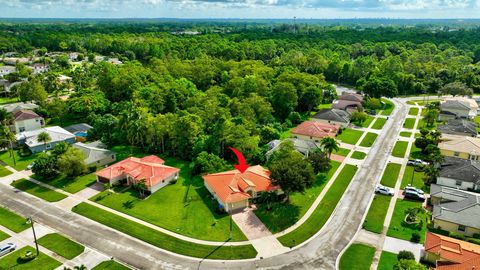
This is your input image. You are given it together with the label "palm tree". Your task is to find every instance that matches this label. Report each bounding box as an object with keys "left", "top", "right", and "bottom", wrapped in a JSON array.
[
  {"left": 37, "top": 131, "right": 51, "bottom": 152},
  {"left": 0, "top": 126, "right": 16, "bottom": 166},
  {"left": 424, "top": 165, "right": 440, "bottom": 184},
  {"left": 320, "top": 137, "right": 339, "bottom": 158}
]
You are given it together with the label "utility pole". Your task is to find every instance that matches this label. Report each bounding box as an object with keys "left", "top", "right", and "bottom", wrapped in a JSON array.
[
  {"left": 28, "top": 217, "right": 39, "bottom": 256},
  {"left": 293, "top": 16, "right": 297, "bottom": 34}
]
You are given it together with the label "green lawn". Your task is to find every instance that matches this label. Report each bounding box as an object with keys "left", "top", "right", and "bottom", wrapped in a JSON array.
[
  {"left": 33, "top": 172, "right": 97, "bottom": 194},
  {"left": 0, "top": 207, "right": 29, "bottom": 233},
  {"left": 11, "top": 178, "right": 68, "bottom": 202},
  {"left": 387, "top": 199, "right": 428, "bottom": 243},
  {"left": 90, "top": 157, "right": 247, "bottom": 242},
  {"left": 278, "top": 164, "right": 358, "bottom": 247},
  {"left": 371, "top": 118, "right": 387, "bottom": 130},
  {"left": 333, "top": 148, "right": 350, "bottom": 157},
  {"left": 256, "top": 161, "right": 341, "bottom": 233},
  {"left": 337, "top": 129, "right": 364, "bottom": 145},
  {"left": 339, "top": 243, "right": 376, "bottom": 270},
  {"left": 408, "top": 108, "right": 419, "bottom": 116},
  {"left": 351, "top": 151, "right": 367, "bottom": 160},
  {"left": 317, "top": 103, "right": 332, "bottom": 110},
  {"left": 38, "top": 233, "right": 85, "bottom": 260},
  {"left": 0, "top": 96, "right": 19, "bottom": 105},
  {"left": 0, "top": 151, "right": 39, "bottom": 171},
  {"left": 363, "top": 195, "right": 392, "bottom": 233},
  {"left": 0, "top": 165, "right": 12, "bottom": 177},
  {"left": 359, "top": 132, "right": 378, "bottom": 147},
  {"left": 409, "top": 144, "right": 425, "bottom": 160},
  {"left": 378, "top": 251, "right": 399, "bottom": 270},
  {"left": 353, "top": 115, "right": 374, "bottom": 128},
  {"left": 403, "top": 118, "right": 416, "bottom": 129},
  {"left": 418, "top": 118, "right": 440, "bottom": 130},
  {"left": 380, "top": 163, "right": 402, "bottom": 188},
  {"left": 475, "top": 116, "right": 480, "bottom": 132},
  {"left": 93, "top": 260, "right": 131, "bottom": 270},
  {"left": 72, "top": 203, "right": 257, "bottom": 260},
  {"left": 392, "top": 141, "right": 408, "bottom": 158},
  {"left": 0, "top": 246, "right": 62, "bottom": 270},
  {"left": 0, "top": 230, "right": 9, "bottom": 242},
  {"left": 381, "top": 99, "right": 395, "bottom": 116},
  {"left": 401, "top": 166, "right": 428, "bottom": 192},
  {"left": 400, "top": 131, "right": 412, "bottom": 138}
]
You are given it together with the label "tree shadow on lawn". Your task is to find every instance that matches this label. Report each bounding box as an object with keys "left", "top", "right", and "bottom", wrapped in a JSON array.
[{"left": 255, "top": 202, "right": 301, "bottom": 233}]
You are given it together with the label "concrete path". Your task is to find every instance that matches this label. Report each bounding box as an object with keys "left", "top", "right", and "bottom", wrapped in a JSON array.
[
  {"left": 383, "top": 237, "right": 423, "bottom": 261},
  {"left": 354, "top": 229, "right": 382, "bottom": 247}
]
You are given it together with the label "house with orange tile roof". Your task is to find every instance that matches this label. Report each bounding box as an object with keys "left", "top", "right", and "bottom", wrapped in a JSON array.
[
  {"left": 424, "top": 232, "right": 480, "bottom": 270},
  {"left": 96, "top": 155, "right": 180, "bottom": 194},
  {"left": 291, "top": 121, "right": 340, "bottom": 142},
  {"left": 203, "top": 165, "right": 281, "bottom": 212}
]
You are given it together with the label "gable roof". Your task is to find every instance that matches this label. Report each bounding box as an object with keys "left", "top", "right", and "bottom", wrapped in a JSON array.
[
  {"left": 203, "top": 165, "right": 279, "bottom": 203},
  {"left": 439, "top": 135, "right": 480, "bottom": 155},
  {"left": 440, "top": 157, "right": 480, "bottom": 184},
  {"left": 339, "top": 92, "right": 363, "bottom": 102},
  {"left": 96, "top": 155, "right": 179, "bottom": 188},
  {"left": 267, "top": 138, "right": 321, "bottom": 157},
  {"left": 72, "top": 142, "right": 115, "bottom": 165},
  {"left": 438, "top": 119, "right": 478, "bottom": 137},
  {"left": 446, "top": 97, "right": 479, "bottom": 110},
  {"left": 425, "top": 232, "right": 480, "bottom": 270},
  {"left": 312, "top": 109, "right": 351, "bottom": 123},
  {"left": 441, "top": 100, "right": 472, "bottom": 111},
  {"left": 0, "top": 102, "right": 38, "bottom": 113},
  {"left": 291, "top": 121, "right": 339, "bottom": 139},
  {"left": 13, "top": 110, "right": 41, "bottom": 121},
  {"left": 431, "top": 183, "right": 479, "bottom": 203},
  {"left": 433, "top": 195, "right": 480, "bottom": 229},
  {"left": 16, "top": 126, "right": 75, "bottom": 147},
  {"left": 332, "top": 100, "right": 362, "bottom": 110}
]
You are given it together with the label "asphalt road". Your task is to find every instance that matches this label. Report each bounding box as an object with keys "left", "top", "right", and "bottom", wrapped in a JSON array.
[{"left": 0, "top": 98, "right": 408, "bottom": 270}]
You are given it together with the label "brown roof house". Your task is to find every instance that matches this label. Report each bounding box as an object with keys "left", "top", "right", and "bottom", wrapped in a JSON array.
[
  {"left": 332, "top": 92, "right": 364, "bottom": 112},
  {"left": 10, "top": 110, "right": 44, "bottom": 133}
]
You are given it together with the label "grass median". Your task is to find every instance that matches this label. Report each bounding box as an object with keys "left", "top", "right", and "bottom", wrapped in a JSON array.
[
  {"left": 339, "top": 243, "right": 375, "bottom": 270},
  {"left": 363, "top": 195, "right": 392, "bottom": 234},
  {"left": 278, "top": 164, "right": 358, "bottom": 247},
  {"left": 0, "top": 206, "right": 29, "bottom": 233},
  {"left": 380, "top": 163, "right": 401, "bottom": 188},
  {"left": 392, "top": 141, "right": 408, "bottom": 158},
  {"left": 337, "top": 129, "right": 364, "bottom": 145},
  {"left": 72, "top": 202, "right": 257, "bottom": 260},
  {"left": 11, "top": 178, "right": 67, "bottom": 202},
  {"left": 359, "top": 133, "right": 378, "bottom": 147},
  {"left": 38, "top": 233, "right": 85, "bottom": 260}
]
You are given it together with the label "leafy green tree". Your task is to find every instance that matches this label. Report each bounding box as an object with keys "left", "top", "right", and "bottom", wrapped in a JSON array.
[
  {"left": 32, "top": 153, "right": 58, "bottom": 179},
  {"left": 351, "top": 111, "right": 368, "bottom": 125},
  {"left": 397, "top": 251, "right": 415, "bottom": 261},
  {"left": 271, "top": 82, "right": 298, "bottom": 120},
  {"left": 68, "top": 89, "right": 110, "bottom": 117},
  {"left": 37, "top": 131, "right": 51, "bottom": 151},
  {"left": 193, "top": 151, "right": 230, "bottom": 174},
  {"left": 393, "top": 260, "right": 426, "bottom": 270},
  {"left": 307, "top": 149, "right": 332, "bottom": 174},
  {"left": 57, "top": 147, "right": 87, "bottom": 177},
  {"left": 423, "top": 109, "right": 439, "bottom": 127},
  {"left": 362, "top": 76, "right": 398, "bottom": 98},
  {"left": 0, "top": 108, "right": 12, "bottom": 126},
  {"left": 17, "top": 78, "right": 48, "bottom": 105},
  {"left": 439, "top": 82, "right": 474, "bottom": 96},
  {"left": 52, "top": 142, "right": 70, "bottom": 156}
]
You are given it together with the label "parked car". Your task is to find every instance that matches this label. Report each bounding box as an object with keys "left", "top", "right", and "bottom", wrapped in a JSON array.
[
  {"left": 404, "top": 190, "right": 425, "bottom": 202},
  {"left": 0, "top": 243, "right": 16, "bottom": 257},
  {"left": 405, "top": 185, "right": 425, "bottom": 195},
  {"left": 375, "top": 184, "right": 394, "bottom": 196},
  {"left": 407, "top": 159, "right": 429, "bottom": 167}
]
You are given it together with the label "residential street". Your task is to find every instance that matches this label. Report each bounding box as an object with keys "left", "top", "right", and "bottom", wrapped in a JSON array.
[{"left": 0, "top": 98, "right": 408, "bottom": 270}]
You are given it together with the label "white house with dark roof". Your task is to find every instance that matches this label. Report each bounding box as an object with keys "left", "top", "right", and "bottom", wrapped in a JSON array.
[
  {"left": 438, "top": 119, "right": 478, "bottom": 137},
  {"left": 440, "top": 99, "right": 477, "bottom": 120},
  {"left": 312, "top": 108, "right": 351, "bottom": 127},
  {"left": 10, "top": 110, "right": 44, "bottom": 133},
  {"left": 437, "top": 157, "right": 480, "bottom": 191},
  {"left": 72, "top": 142, "right": 116, "bottom": 167},
  {"left": 16, "top": 126, "right": 76, "bottom": 153}
]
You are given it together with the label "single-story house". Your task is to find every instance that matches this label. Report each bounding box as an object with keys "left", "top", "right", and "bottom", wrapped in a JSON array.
[
  {"left": 424, "top": 232, "right": 480, "bottom": 269},
  {"left": 203, "top": 165, "right": 281, "bottom": 213},
  {"left": 430, "top": 183, "right": 478, "bottom": 205},
  {"left": 331, "top": 92, "right": 364, "bottom": 112},
  {"left": 437, "top": 157, "right": 480, "bottom": 192},
  {"left": 10, "top": 110, "right": 44, "bottom": 133},
  {"left": 438, "top": 119, "right": 478, "bottom": 137},
  {"left": 29, "top": 63, "right": 49, "bottom": 74},
  {"left": 291, "top": 121, "right": 340, "bottom": 142},
  {"left": 267, "top": 138, "right": 321, "bottom": 158},
  {"left": 72, "top": 142, "right": 116, "bottom": 167},
  {"left": 16, "top": 126, "right": 76, "bottom": 153},
  {"left": 440, "top": 99, "right": 477, "bottom": 120},
  {"left": 439, "top": 134, "right": 480, "bottom": 160},
  {"left": 95, "top": 155, "right": 180, "bottom": 194},
  {"left": 312, "top": 108, "right": 351, "bottom": 127},
  {"left": 0, "top": 102, "right": 39, "bottom": 113},
  {"left": 0, "top": 66, "right": 16, "bottom": 77}
]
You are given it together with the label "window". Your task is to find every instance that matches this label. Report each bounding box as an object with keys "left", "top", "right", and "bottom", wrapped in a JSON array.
[
  {"left": 458, "top": 225, "right": 466, "bottom": 232},
  {"left": 456, "top": 180, "right": 462, "bottom": 186},
  {"left": 454, "top": 152, "right": 460, "bottom": 157},
  {"left": 111, "top": 155, "right": 115, "bottom": 159}
]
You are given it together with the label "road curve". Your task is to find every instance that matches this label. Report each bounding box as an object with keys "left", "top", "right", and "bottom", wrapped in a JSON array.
[{"left": 0, "top": 98, "right": 408, "bottom": 270}]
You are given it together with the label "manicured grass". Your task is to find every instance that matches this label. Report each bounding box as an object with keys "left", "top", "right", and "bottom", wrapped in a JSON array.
[
  {"left": 408, "top": 107, "right": 419, "bottom": 116},
  {"left": 409, "top": 144, "right": 425, "bottom": 160},
  {"left": 351, "top": 151, "right": 367, "bottom": 160},
  {"left": 418, "top": 118, "right": 440, "bottom": 130},
  {"left": 90, "top": 157, "right": 247, "bottom": 242},
  {"left": 387, "top": 199, "right": 428, "bottom": 243},
  {"left": 333, "top": 148, "right": 350, "bottom": 157},
  {"left": 38, "top": 233, "right": 85, "bottom": 260},
  {"left": 0, "top": 151, "right": 39, "bottom": 171},
  {"left": 93, "top": 260, "right": 131, "bottom": 270},
  {"left": 0, "top": 165, "right": 12, "bottom": 177},
  {"left": 378, "top": 251, "right": 399, "bottom": 270},
  {"left": 278, "top": 164, "right": 358, "bottom": 247},
  {"left": 403, "top": 118, "right": 416, "bottom": 129},
  {"left": 380, "top": 163, "right": 401, "bottom": 188},
  {"left": 339, "top": 243, "right": 375, "bottom": 270},
  {"left": 72, "top": 203, "right": 257, "bottom": 260},
  {"left": 401, "top": 166, "right": 428, "bottom": 192},
  {"left": 11, "top": 178, "right": 68, "bottom": 202},
  {"left": 256, "top": 161, "right": 341, "bottom": 233},
  {"left": 392, "top": 141, "right": 408, "bottom": 158},
  {"left": 353, "top": 115, "right": 374, "bottom": 128},
  {"left": 371, "top": 118, "right": 387, "bottom": 130},
  {"left": 33, "top": 172, "right": 97, "bottom": 194},
  {"left": 381, "top": 99, "right": 395, "bottom": 116},
  {"left": 359, "top": 132, "right": 378, "bottom": 147},
  {"left": 0, "top": 230, "right": 9, "bottom": 242},
  {"left": 363, "top": 195, "right": 392, "bottom": 233},
  {"left": 0, "top": 206, "right": 29, "bottom": 233},
  {"left": 337, "top": 129, "right": 364, "bottom": 145},
  {"left": 0, "top": 96, "right": 19, "bottom": 105},
  {"left": 317, "top": 103, "right": 332, "bottom": 110},
  {"left": 0, "top": 246, "right": 62, "bottom": 270},
  {"left": 475, "top": 116, "right": 480, "bottom": 132},
  {"left": 400, "top": 131, "right": 412, "bottom": 137}
]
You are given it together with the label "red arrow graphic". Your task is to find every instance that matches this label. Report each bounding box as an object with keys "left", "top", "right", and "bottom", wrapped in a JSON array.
[{"left": 228, "top": 147, "right": 250, "bottom": 173}]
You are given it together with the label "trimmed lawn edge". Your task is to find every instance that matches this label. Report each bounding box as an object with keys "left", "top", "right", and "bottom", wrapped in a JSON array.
[{"left": 11, "top": 178, "right": 68, "bottom": 202}]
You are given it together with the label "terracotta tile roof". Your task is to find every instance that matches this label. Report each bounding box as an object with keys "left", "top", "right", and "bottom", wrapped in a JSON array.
[
  {"left": 96, "top": 155, "right": 178, "bottom": 188},
  {"left": 291, "top": 121, "right": 340, "bottom": 139},
  {"left": 426, "top": 232, "right": 480, "bottom": 270},
  {"left": 203, "top": 165, "right": 279, "bottom": 203},
  {"left": 13, "top": 110, "right": 41, "bottom": 121}
]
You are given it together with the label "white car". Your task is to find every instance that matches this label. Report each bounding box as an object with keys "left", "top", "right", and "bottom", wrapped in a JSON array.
[
  {"left": 0, "top": 243, "right": 16, "bottom": 257},
  {"left": 375, "top": 184, "right": 394, "bottom": 196},
  {"left": 405, "top": 185, "right": 425, "bottom": 195}
]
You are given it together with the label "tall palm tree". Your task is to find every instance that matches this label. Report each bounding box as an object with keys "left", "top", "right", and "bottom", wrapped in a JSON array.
[
  {"left": 37, "top": 131, "right": 51, "bottom": 152},
  {"left": 320, "top": 137, "right": 339, "bottom": 158},
  {"left": 0, "top": 126, "right": 16, "bottom": 165},
  {"left": 424, "top": 165, "right": 440, "bottom": 184}
]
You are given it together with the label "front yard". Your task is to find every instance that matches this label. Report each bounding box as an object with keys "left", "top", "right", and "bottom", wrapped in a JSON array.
[
  {"left": 351, "top": 151, "right": 366, "bottom": 160},
  {"left": 11, "top": 178, "right": 67, "bottom": 202},
  {"left": 380, "top": 99, "right": 395, "bottom": 116},
  {"left": 401, "top": 166, "right": 428, "bottom": 192},
  {"left": 337, "top": 129, "right": 364, "bottom": 145},
  {"left": 408, "top": 108, "right": 419, "bottom": 116},
  {"left": 0, "top": 230, "right": 9, "bottom": 242},
  {"left": 339, "top": 243, "right": 375, "bottom": 270},
  {"left": 0, "top": 246, "right": 61, "bottom": 270},
  {"left": 359, "top": 132, "right": 378, "bottom": 147},
  {"left": 363, "top": 195, "right": 392, "bottom": 234},
  {"left": 333, "top": 148, "right": 351, "bottom": 157},
  {"left": 33, "top": 172, "right": 97, "bottom": 194},
  {"left": 0, "top": 165, "right": 12, "bottom": 177},
  {"left": 93, "top": 260, "right": 131, "bottom": 270},
  {"left": 387, "top": 199, "right": 428, "bottom": 243},
  {"left": 378, "top": 251, "right": 398, "bottom": 270},
  {"left": 0, "top": 150, "right": 39, "bottom": 171}
]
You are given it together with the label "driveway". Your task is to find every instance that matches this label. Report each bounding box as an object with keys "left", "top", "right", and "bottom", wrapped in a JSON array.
[{"left": 383, "top": 236, "right": 424, "bottom": 261}]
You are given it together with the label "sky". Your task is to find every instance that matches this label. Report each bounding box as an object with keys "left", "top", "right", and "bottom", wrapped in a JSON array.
[{"left": 1, "top": 0, "right": 480, "bottom": 19}]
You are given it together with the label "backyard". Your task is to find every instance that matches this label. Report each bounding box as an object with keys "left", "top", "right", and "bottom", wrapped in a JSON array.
[
  {"left": 380, "top": 163, "right": 401, "bottom": 188},
  {"left": 387, "top": 199, "right": 428, "bottom": 243},
  {"left": 363, "top": 195, "right": 392, "bottom": 233},
  {"left": 339, "top": 243, "right": 375, "bottom": 270},
  {"left": 337, "top": 129, "right": 364, "bottom": 145},
  {"left": 359, "top": 132, "right": 378, "bottom": 147}
]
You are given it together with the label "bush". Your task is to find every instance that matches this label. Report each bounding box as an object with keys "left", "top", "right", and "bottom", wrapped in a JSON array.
[
  {"left": 19, "top": 251, "right": 36, "bottom": 262},
  {"left": 398, "top": 250, "right": 415, "bottom": 261},
  {"left": 411, "top": 232, "right": 421, "bottom": 243}
]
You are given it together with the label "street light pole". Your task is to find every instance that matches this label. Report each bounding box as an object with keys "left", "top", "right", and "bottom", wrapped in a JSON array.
[{"left": 28, "top": 217, "right": 39, "bottom": 256}]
